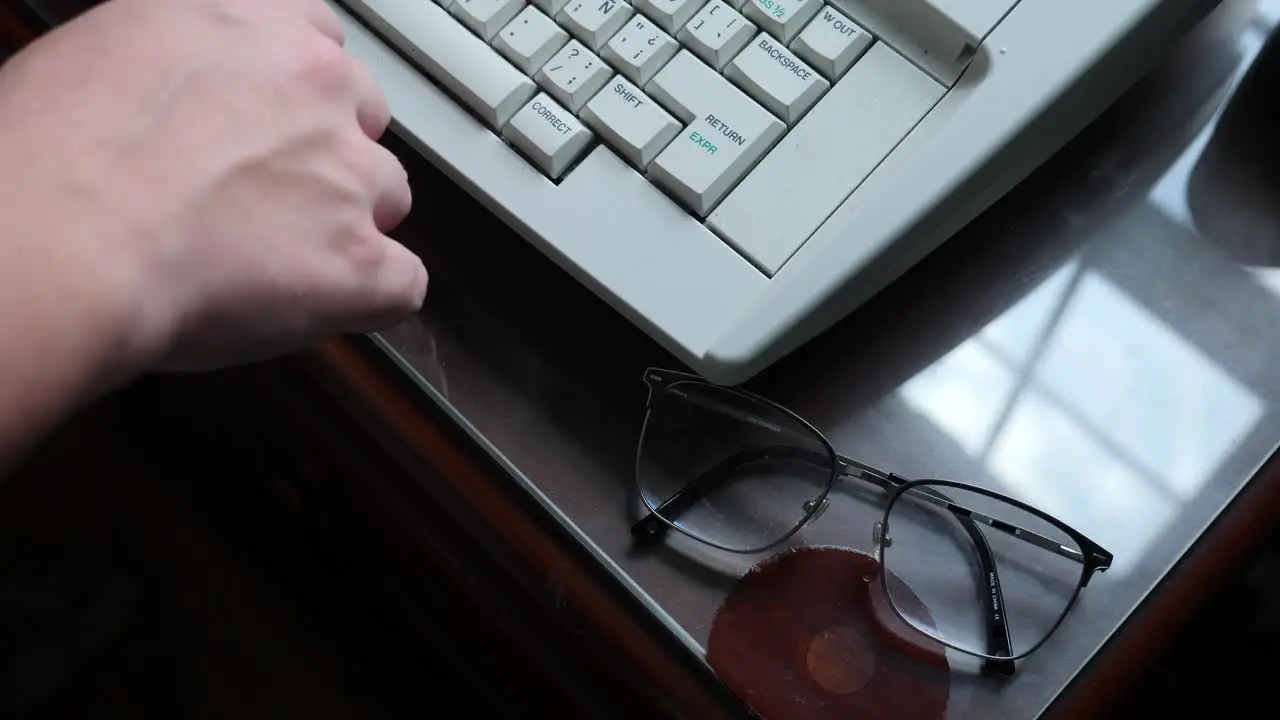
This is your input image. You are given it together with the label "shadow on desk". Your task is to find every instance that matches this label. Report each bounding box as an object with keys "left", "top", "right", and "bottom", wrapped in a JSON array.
[
  {"left": 0, "top": 380, "right": 399, "bottom": 719},
  {"left": 0, "top": 361, "right": 705, "bottom": 719}
]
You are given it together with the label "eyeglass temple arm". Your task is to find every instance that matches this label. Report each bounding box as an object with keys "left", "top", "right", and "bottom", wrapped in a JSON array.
[
  {"left": 631, "top": 446, "right": 1084, "bottom": 567},
  {"left": 842, "top": 459, "right": 1088, "bottom": 566},
  {"left": 632, "top": 446, "right": 1022, "bottom": 674},
  {"left": 842, "top": 462, "right": 1016, "bottom": 675},
  {"left": 630, "top": 448, "right": 776, "bottom": 542},
  {"left": 912, "top": 484, "right": 1015, "bottom": 675}
]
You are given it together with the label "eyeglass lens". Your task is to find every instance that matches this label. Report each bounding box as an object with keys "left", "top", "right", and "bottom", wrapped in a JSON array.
[
  {"left": 638, "top": 377, "right": 1090, "bottom": 662},
  {"left": 636, "top": 381, "right": 834, "bottom": 553},
  {"left": 881, "top": 482, "right": 1086, "bottom": 659}
]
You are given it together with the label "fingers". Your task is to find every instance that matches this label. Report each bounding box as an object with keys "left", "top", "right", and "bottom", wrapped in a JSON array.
[
  {"left": 293, "top": 0, "right": 388, "bottom": 140},
  {"left": 335, "top": 235, "right": 430, "bottom": 333},
  {"left": 350, "top": 59, "right": 392, "bottom": 140},
  {"left": 369, "top": 141, "right": 412, "bottom": 231},
  {"left": 370, "top": 239, "right": 430, "bottom": 323},
  {"left": 300, "top": 0, "right": 346, "bottom": 46}
]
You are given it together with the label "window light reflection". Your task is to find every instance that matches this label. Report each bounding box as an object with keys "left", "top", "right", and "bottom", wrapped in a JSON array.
[{"left": 899, "top": 265, "right": 1264, "bottom": 575}]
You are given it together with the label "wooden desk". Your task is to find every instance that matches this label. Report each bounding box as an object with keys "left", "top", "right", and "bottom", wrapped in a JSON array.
[{"left": 5, "top": 1, "right": 1280, "bottom": 718}]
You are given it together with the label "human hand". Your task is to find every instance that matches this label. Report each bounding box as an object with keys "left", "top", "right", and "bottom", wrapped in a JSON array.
[{"left": 0, "top": 0, "right": 425, "bottom": 372}]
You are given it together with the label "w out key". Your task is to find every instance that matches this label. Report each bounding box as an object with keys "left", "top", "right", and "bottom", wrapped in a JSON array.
[{"left": 646, "top": 50, "right": 785, "bottom": 216}]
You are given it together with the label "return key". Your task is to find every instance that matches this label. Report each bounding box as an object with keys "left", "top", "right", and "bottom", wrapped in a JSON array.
[{"left": 647, "top": 50, "right": 785, "bottom": 216}]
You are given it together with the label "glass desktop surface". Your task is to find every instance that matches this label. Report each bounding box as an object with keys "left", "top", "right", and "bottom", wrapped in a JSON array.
[
  {"left": 19, "top": 0, "right": 1280, "bottom": 716},
  {"left": 371, "top": 1, "right": 1280, "bottom": 716}
]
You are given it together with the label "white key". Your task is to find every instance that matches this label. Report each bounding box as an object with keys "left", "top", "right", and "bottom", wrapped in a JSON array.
[
  {"left": 708, "top": 44, "right": 945, "bottom": 274},
  {"left": 358, "top": 0, "right": 536, "bottom": 128},
  {"left": 601, "top": 14, "right": 679, "bottom": 85},
  {"left": 632, "top": 0, "right": 706, "bottom": 34},
  {"left": 725, "top": 32, "right": 827, "bottom": 124},
  {"left": 535, "top": 39, "right": 614, "bottom": 111},
  {"left": 450, "top": 0, "right": 525, "bottom": 40},
  {"left": 790, "top": 5, "right": 874, "bottom": 80},
  {"left": 740, "top": 0, "right": 821, "bottom": 42},
  {"left": 493, "top": 6, "right": 569, "bottom": 75},
  {"left": 647, "top": 51, "right": 784, "bottom": 215},
  {"left": 557, "top": 0, "right": 634, "bottom": 51},
  {"left": 503, "top": 93, "right": 596, "bottom": 179},
  {"left": 531, "top": 0, "right": 571, "bottom": 15},
  {"left": 677, "top": 1, "right": 756, "bottom": 70},
  {"left": 581, "top": 76, "right": 681, "bottom": 167}
]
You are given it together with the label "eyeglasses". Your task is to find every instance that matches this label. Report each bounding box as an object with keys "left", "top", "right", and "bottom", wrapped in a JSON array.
[{"left": 628, "top": 368, "right": 1113, "bottom": 676}]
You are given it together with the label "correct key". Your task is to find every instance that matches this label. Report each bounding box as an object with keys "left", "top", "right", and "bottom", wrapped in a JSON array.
[{"left": 503, "top": 93, "right": 595, "bottom": 179}]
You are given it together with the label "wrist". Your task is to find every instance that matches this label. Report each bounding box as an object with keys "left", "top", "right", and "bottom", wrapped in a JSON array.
[{"left": 1, "top": 210, "right": 160, "bottom": 392}]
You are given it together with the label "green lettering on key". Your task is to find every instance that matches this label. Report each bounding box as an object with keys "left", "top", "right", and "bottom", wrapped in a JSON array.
[{"left": 690, "top": 130, "right": 717, "bottom": 155}]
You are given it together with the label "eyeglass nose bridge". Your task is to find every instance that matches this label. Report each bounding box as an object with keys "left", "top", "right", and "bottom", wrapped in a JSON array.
[
  {"left": 872, "top": 520, "right": 892, "bottom": 551},
  {"left": 804, "top": 496, "right": 830, "bottom": 522}
]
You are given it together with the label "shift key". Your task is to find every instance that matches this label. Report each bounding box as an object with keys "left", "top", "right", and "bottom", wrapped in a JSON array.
[{"left": 646, "top": 50, "right": 785, "bottom": 216}]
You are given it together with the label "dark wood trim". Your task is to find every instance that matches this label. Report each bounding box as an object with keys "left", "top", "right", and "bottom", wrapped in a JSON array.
[
  {"left": 1053, "top": 451, "right": 1280, "bottom": 718},
  {"left": 121, "top": 349, "right": 724, "bottom": 717},
  {"left": 297, "top": 335, "right": 750, "bottom": 719}
]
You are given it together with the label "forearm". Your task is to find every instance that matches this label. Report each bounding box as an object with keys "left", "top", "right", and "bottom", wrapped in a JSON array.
[{"left": 0, "top": 232, "right": 142, "bottom": 470}]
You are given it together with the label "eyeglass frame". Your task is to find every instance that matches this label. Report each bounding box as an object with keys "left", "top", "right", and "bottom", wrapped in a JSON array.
[{"left": 629, "top": 367, "right": 1114, "bottom": 677}]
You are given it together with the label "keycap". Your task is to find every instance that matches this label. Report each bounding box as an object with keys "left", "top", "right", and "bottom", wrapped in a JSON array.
[
  {"left": 358, "top": 0, "right": 536, "bottom": 128},
  {"left": 740, "top": 0, "right": 821, "bottom": 43},
  {"left": 790, "top": 5, "right": 873, "bottom": 80},
  {"left": 534, "top": 39, "right": 614, "bottom": 112},
  {"left": 677, "top": 1, "right": 756, "bottom": 70},
  {"left": 725, "top": 32, "right": 828, "bottom": 124},
  {"left": 633, "top": 0, "right": 706, "bottom": 35},
  {"left": 646, "top": 51, "right": 785, "bottom": 215},
  {"left": 502, "top": 93, "right": 596, "bottom": 179},
  {"left": 601, "top": 13, "right": 680, "bottom": 86},
  {"left": 558, "top": 0, "right": 635, "bottom": 52},
  {"left": 450, "top": 0, "right": 524, "bottom": 40},
  {"left": 531, "top": 0, "right": 571, "bottom": 15},
  {"left": 581, "top": 76, "right": 681, "bottom": 167},
  {"left": 707, "top": 44, "right": 945, "bottom": 274},
  {"left": 493, "top": 6, "right": 570, "bottom": 75}
]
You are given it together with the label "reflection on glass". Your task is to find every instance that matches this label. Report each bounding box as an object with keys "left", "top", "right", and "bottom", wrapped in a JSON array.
[
  {"left": 1034, "top": 272, "right": 1262, "bottom": 498},
  {"left": 978, "top": 260, "right": 1079, "bottom": 364},
  {"left": 899, "top": 262, "right": 1264, "bottom": 575},
  {"left": 897, "top": 340, "right": 1016, "bottom": 456},
  {"left": 1247, "top": 268, "right": 1280, "bottom": 298},
  {"left": 1148, "top": 1, "right": 1277, "bottom": 239},
  {"left": 989, "top": 392, "right": 1174, "bottom": 572}
]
